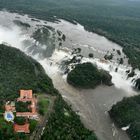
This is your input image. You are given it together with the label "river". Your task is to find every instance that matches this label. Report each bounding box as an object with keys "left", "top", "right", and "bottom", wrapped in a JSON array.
[{"left": 0, "top": 11, "right": 139, "bottom": 140}]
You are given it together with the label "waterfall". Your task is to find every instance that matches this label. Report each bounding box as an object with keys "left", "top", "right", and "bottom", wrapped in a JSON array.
[{"left": 0, "top": 10, "right": 139, "bottom": 96}]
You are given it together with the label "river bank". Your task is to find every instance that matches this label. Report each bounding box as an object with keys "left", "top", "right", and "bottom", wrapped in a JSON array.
[
  {"left": 47, "top": 71, "right": 130, "bottom": 140},
  {"left": 0, "top": 11, "right": 139, "bottom": 140}
]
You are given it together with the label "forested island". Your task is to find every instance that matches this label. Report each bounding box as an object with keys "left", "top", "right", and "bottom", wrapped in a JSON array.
[
  {"left": 67, "top": 62, "right": 112, "bottom": 89},
  {"left": 109, "top": 95, "right": 140, "bottom": 140},
  {"left": 0, "top": 44, "right": 97, "bottom": 140},
  {"left": 0, "top": 0, "right": 140, "bottom": 139}
]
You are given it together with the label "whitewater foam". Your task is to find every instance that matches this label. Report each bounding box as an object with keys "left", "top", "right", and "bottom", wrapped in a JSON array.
[{"left": 0, "top": 10, "right": 139, "bottom": 96}]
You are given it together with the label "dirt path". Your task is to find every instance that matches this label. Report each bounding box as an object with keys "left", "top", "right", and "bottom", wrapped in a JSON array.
[{"left": 30, "top": 95, "right": 55, "bottom": 140}]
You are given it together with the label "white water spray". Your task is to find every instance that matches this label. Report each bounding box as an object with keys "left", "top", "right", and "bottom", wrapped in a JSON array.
[{"left": 0, "top": 11, "right": 139, "bottom": 96}]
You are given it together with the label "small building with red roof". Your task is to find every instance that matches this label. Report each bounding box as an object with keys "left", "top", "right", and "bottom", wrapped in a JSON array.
[
  {"left": 14, "top": 123, "right": 30, "bottom": 133},
  {"left": 16, "top": 90, "right": 38, "bottom": 119},
  {"left": 17, "top": 90, "right": 33, "bottom": 101},
  {"left": 4, "top": 90, "right": 38, "bottom": 134}
]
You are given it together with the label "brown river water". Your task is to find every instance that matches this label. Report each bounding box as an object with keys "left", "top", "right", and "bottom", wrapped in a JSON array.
[{"left": 1, "top": 11, "right": 139, "bottom": 140}]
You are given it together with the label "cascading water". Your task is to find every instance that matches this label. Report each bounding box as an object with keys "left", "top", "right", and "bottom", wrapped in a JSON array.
[
  {"left": 0, "top": 11, "right": 139, "bottom": 94},
  {"left": 0, "top": 10, "right": 140, "bottom": 140}
]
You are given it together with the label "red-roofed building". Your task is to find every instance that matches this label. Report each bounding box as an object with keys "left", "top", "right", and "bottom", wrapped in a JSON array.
[
  {"left": 16, "top": 90, "right": 38, "bottom": 119},
  {"left": 4, "top": 90, "right": 38, "bottom": 134},
  {"left": 17, "top": 90, "right": 33, "bottom": 101},
  {"left": 14, "top": 123, "right": 30, "bottom": 133},
  {"left": 16, "top": 109, "right": 38, "bottom": 118}
]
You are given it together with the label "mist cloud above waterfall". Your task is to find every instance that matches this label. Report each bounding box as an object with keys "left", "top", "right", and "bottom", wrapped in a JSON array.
[
  {"left": 0, "top": 10, "right": 139, "bottom": 95},
  {"left": 0, "top": 24, "right": 26, "bottom": 48}
]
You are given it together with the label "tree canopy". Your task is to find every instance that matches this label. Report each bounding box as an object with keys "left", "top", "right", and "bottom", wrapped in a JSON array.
[
  {"left": 109, "top": 95, "right": 140, "bottom": 140},
  {"left": 67, "top": 62, "right": 112, "bottom": 88}
]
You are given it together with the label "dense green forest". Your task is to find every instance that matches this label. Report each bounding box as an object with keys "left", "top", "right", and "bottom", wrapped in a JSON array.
[
  {"left": 0, "top": 0, "right": 140, "bottom": 68},
  {"left": 109, "top": 95, "right": 140, "bottom": 140},
  {"left": 0, "top": 44, "right": 54, "bottom": 101},
  {"left": 0, "top": 44, "right": 97, "bottom": 139},
  {"left": 67, "top": 62, "right": 112, "bottom": 88},
  {"left": 0, "top": 44, "right": 53, "bottom": 139},
  {"left": 0, "top": 0, "right": 140, "bottom": 139}
]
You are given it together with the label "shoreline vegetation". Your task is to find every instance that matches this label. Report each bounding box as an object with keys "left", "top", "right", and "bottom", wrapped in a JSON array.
[
  {"left": 42, "top": 94, "right": 97, "bottom": 140},
  {"left": 0, "top": 1, "right": 140, "bottom": 139},
  {"left": 67, "top": 62, "right": 112, "bottom": 89},
  {"left": 109, "top": 95, "right": 140, "bottom": 140},
  {"left": 0, "top": 44, "right": 97, "bottom": 139}
]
